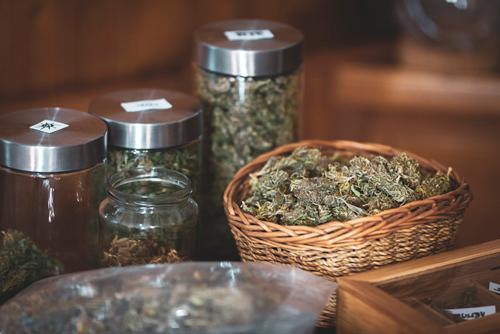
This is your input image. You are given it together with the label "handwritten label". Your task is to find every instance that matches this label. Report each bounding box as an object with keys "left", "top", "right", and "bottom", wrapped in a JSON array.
[
  {"left": 120, "top": 98, "right": 172, "bottom": 112},
  {"left": 446, "top": 305, "right": 496, "bottom": 321},
  {"left": 30, "top": 120, "right": 69, "bottom": 134},
  {"left": 489, "top": 282, "right": 500, "bottom": 295},
  {"left": 224, "top": 29, "right": 274, "bottom": 41}
]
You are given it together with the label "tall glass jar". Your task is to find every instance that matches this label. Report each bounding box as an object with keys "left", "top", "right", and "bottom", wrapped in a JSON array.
[
  {"left": 89, "top": 89, "right": 203, "bottom": 198},
  {"left": 99, "top": 168, "right": 198, "bottom": 266},
  {"left": 0, "top": 108, "right": 107, "bottom": 272},
  {"left": 194, "top": 20, "right": 303, "bottom": 258}
]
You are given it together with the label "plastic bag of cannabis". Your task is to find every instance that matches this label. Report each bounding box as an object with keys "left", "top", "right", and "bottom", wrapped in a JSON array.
[{"left": 0, "top": 262, "right": 335, "bottom": 334}]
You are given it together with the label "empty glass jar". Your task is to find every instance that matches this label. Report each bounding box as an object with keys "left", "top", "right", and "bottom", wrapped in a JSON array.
[
  {"left": 99, "top": 168, "right": 198, "bottom": 266},
  {"left": 0, "top": 108, "right": 107, "bottom": 272}
]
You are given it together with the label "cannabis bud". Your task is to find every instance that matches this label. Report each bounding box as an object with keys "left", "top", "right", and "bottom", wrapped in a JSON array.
[
  {"left": 0, "top": 230, "right": 61, "bottom": 304},
  {"left": 108, "top": 143, "right": 201, "bottom": 198},
  {"left": 242, "top": 147, "right": 452, "bottom": 226},
  {"left": 103, "top": 236, "right": 182, "bottom": 267},
  {"left": 196, "top": 70, "right": 300, "bottom": 206}
]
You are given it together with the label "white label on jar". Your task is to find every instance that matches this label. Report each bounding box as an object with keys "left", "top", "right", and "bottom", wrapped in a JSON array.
[
  {"left": 30, "top": 120, "right": 69, "bottom": 134},
  {"left": 120, "top": 98, "right": 172, "bottom": 112},
  {"left": 445, "top": 305, "right": 496, "bottom": 321},
  {"left": 224, "top": 29, "right": 274, "bottom": 41},
  {"left": 489, "top": 282, "right": 500, "bottom": 294}
]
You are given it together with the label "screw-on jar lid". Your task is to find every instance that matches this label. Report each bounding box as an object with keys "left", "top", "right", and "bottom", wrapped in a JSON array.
[
  {"left": 195, "top": 19, "right": 303, "bottom": 77},
  {"left": 89, "top": 89, "right": 202, "bottom": 150},
  {"left": 0, "top": 108, "right": 107, "bottom": 173}
]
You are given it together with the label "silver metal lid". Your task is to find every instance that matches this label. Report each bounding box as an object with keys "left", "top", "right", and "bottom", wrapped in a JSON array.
[
  {"left": 0, "top": 108, "right": 107, "bottom": 173},
  {"left": 195, "top": 19, "right": 303, "bottom": 77},
  {"left": 89, "top": 89, "right": 202, "bottom": 150}
]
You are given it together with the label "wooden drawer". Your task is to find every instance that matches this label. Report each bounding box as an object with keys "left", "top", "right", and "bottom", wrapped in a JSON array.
[{"left": 337, "top": 239, "right": 500, "bottom": 334}]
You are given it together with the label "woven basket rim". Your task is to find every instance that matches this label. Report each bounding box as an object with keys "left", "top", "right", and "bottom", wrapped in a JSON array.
[{"left": 224, "top": 140, "right": 472, "bottom": 247}]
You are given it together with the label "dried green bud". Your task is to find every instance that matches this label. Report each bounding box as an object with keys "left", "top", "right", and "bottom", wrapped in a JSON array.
[
  {"left": 197, "top": 70, "right": 299, "bottom": 206},
  {"left": 102, "top": 236, "right": 182, "bottom": 267},
  {"left": 101, "top": 216, "right": 197, "bottom": 267},
  {"left": 349, "top": 156, "right": 416, "bottom": 204},
  {"left": 241, "top": 147, "right": 452, "bottom": 226},
  {"left": 0, "top": 230, "right": 61, "bottom": 303},
  {"left": 107, "top": 142, "right": 200, "bottom": 198},
  {"left": 416, "top": 172, "right": 451, "bottom": 199},
  {"left": 389, "top": 153, "right": 422, "bottom": 188},
  {"left": 367, "top": 193, "right": 399, "bottom": 214}
]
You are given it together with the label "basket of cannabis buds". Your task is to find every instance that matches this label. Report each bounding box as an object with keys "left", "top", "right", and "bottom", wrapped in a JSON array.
[{"left": 223, "top": 140, "right": 472, "bottom": 327}]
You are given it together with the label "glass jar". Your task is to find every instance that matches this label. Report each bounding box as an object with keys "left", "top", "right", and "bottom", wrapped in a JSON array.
[
  {"left": 395, "top": 0, "right": 500, "bottom": 72},
  {"left": 195, "top": 20, "right": 303, "bottom": 206},
  {"left": 396, "top": 0, "right": 500, "bottom": 51},
  {"left": 0, "top": 108, "right": 107, "bottom": 272},
  {"left": 99, "top": 168, "right": 198, "bottom": 266},
  {"left": 89, "top": 89, "right": 202, "bottom": 197},
  {"left": 194, "top": 20, "right": 303, "bottom": 258}
]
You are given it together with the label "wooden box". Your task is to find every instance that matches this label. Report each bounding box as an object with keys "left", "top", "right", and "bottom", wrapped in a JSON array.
[{"left": 337, "top": 240, "right": 500, "bottom": 334}]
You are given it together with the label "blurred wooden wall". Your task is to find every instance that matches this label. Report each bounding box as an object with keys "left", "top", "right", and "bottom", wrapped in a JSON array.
[
  {"left": 0, "top": 0, "right": 194, "bottom": 99},
  {"left": 0, "top": 0, "right": 394, "bottom": 100}
]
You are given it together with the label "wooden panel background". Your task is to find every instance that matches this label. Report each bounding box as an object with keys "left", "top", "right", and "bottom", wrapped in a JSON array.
[
  {"left": 0, "top": 0, "right": 393, "bottom": 100},
  {"left": 0, "top": 0, "right": 194, "bottom": 98}
]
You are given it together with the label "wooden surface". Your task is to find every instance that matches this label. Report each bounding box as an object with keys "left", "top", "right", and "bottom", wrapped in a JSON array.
[
  {"left": 338, "top": 279, "right": 500, "bottom": 334},
  {"left": 0, "top": 68, "right": 191, "bottom": 114},
  {"left": 398, "top": 38, "right": 499, "bottom": 75},
  {"left": 333, "top": 63, "right": 500, "bottom": 116},
  {"left": 338, "top": 280, "right": 440, "bottom": 334},
  {"left": 343, "top": 239, "right": 500, "bottom": 284},
  {"left": 337, "top": 240, "right": 500, "bottom": 334}
]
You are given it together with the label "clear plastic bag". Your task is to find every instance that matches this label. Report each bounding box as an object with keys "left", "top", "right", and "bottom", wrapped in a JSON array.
[{"left": 0, "top": 262, "right": 335, "bottom": 334}]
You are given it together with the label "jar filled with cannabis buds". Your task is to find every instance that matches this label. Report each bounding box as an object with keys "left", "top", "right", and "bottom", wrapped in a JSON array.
[
  {"left": 0, "top": 108, "right": 107, "bottom": 272},
  {"left": 99, "top": 168, "right": 198, "bottom": 266},
  {"left": 89, "top": 89, "right": 202, "bottom": 198},
  {"left": 194, "top": 20, "right": 303, "bottom": 256}
]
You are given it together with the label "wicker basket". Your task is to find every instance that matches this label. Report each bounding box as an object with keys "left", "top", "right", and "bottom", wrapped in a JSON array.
[{"left": 223, "top": 140, "right": 472, "bottom": 328}]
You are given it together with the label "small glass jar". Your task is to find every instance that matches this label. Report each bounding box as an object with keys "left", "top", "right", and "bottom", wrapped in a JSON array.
[
  {"left": 99, "top": 168, "right": 198, "bottom": 266},
  {"left": 89, "top": 89, "right": 202, "bottom": 197},
  {"left": 194, "top": 19, "right": 303, "bottom": 207},
  {"left": 0, "top": 108, "right": 107, "bottom": 272}
]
